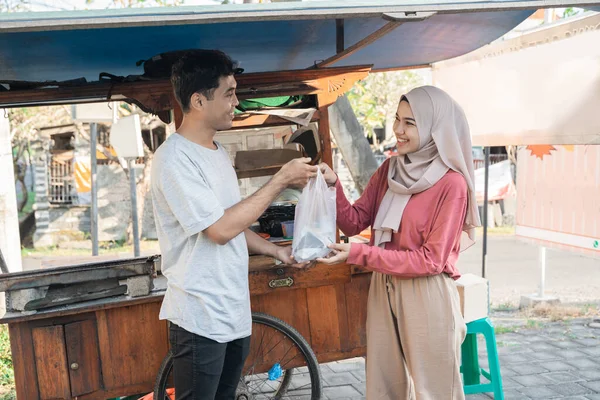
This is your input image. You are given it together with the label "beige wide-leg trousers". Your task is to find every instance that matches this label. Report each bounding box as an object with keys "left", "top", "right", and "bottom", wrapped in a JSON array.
[{"left": 366, "top": 272, "right": 466, "bottom": 400}]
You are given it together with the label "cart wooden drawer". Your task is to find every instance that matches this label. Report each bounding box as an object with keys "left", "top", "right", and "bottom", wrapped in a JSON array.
[{"left": 249, "top": 263, "right": 351, "bottom": 296}]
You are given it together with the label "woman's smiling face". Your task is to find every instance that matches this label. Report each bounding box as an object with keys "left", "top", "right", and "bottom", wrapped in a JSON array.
[{"left": 393, "top": 100, "right": 420, "bottom": 155}]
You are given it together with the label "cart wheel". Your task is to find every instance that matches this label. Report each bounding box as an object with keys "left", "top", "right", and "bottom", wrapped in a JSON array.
[
  {"left": 153, "top": 350, "right": 174, "bottom": 400},
  {"left": 154, "top": 312, "right": 322, "bottom": 400},
  {"left": 242, "top": 312, "right": 322, "bottom": 399}
]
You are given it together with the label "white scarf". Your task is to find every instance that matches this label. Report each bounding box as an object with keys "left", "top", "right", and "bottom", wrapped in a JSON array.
[{"left": 372, "top": 86, "right": 481, "bottom": 250}]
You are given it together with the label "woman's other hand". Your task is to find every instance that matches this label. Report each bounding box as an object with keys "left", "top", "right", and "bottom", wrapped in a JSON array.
[
  {"left": 318, "top": 163, "right": 338, "bottom": 187},
  {"left": 317, "top": 243, "right": 351, "bottom": 264}
]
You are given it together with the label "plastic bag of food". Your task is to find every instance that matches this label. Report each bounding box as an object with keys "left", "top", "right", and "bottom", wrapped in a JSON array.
[{"left": 291, "top": 169, "right": 336, "bottom": 262}]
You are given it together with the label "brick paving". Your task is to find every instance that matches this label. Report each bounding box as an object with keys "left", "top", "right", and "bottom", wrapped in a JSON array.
[{"left": 316, "top": 317, "right": 600, "bottom": 399}]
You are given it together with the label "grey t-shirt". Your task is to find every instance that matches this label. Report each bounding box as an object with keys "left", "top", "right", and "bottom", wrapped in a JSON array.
[{"left": 151, "top": 133, "right": 250, "bottom": 343}]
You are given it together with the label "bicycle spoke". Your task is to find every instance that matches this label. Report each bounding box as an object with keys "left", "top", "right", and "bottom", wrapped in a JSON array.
[
  {"left": 252, "top": 376, "right": 280, "bottom": 394},
  {"left": 290, "top": 381, "right": 313, "bottom": 391},
  {"left": 247, "top": 325, "right": 273, "bottom": 377},
  {"left": 220, "top": 316, "right": 319, "bottom": 399},
  {"left": 277, "top": 343, "right": 299, "bottom": 369},
  {"left": 260, "top": 334, "right": 289, "bottom": 360},
  {"left": 246, "top": 372, "right": 281, "bottom": 394}
]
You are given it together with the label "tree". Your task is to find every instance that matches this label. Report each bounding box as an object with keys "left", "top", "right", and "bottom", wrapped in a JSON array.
[
  {"left": 561, "top": 7, "right": 581, "bottom": 18},
  {"left": 7, "top": 106, "right": 72, "bottom": 211},
  {"left": 346, "top": 70, "right": 424, "bottom": 141}
]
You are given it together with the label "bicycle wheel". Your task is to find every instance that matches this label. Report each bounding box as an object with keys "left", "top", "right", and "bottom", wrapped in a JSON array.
[
  {"left": 240, "top": 312, "right": 322, "bottom": 399},
  {"left": 153, "top": 349, "right": 174, "bottom": 400},
  {"left": 154, "top": 312, "right": 322, "bottom": 400}
]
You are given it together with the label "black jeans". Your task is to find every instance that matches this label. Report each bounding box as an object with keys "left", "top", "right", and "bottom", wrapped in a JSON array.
[{"left": 169, "top": 323, "right": 251, "bottom": 400}]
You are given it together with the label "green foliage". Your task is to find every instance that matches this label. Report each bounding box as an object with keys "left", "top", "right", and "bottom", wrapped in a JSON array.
[
  {"left": 562, "top": 7, "right": 580, "bottom": 18},
  {"left": 0, "top": 326, "right": 14, "bottom": 396},
  {"left": 347, "top": 70, "right": 424, "bottom": 138},
  {"left": 494, "top": 326, "right": 517, "bottom": 334}
]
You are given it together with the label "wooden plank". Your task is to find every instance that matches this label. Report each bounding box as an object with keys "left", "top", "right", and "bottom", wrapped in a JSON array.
[
  {"left": 0, "top": 262, "right": 347, "bottom": 324},
  {"left": 251, "top": 289, "right": 311, "bottom": 341},
  {"left": 95, "top": 311, "right": 113, "bottom": 388},
  {"left": 32, "top": 325, "right": 71, "bottom": 400},
  {"left": 232, "top": 110, "right": 320, "bottom": 129},
  {"left": 0, "top": 292, "right": 164, "bottom": 324},
  {"left": 306, "top": 285, "right": 342, "bottom": 354},
  {"left": 351, "top": 265, "right": 371, "bottom": 275},
  {"left": 317, "top": 105, "right": 340, "bottom": 242},
  {"left": 9, "top": 323, "right": 40, "bottom": 400},
  {"left": 174, "top": 108, "right": 320, "bottom": 132},
  {"left": 235, "top": 149, "right": 303, "bottom": 171},
  {"left": 25, "top": 279, "right": 126, "bottom": 311},
  {"left": 65, "top": 319, "right": 103, "bottom": 397},
  {"left": 0, "top": 256, "right": 157, "bottom": 291},
  {"left": 96, "top": 302, "right": 168, "bottom": 390},
  {"left": 372, "top": 64, "right": 431, "bottom": 73},
  {"left": 345, "top": 273, "right": 371, "bottom": 350},
  {"left": 249, "top": 263, "right": 351, "bottom": 297},
  {"left": 236, "top": 166, "right": 282, "bottom": 180},
  {"left": 318, "top": 106, "right": 333, "bottom": 168},
  {"left": 335, "top": 283, "right": 350, "bottom": 352},
  {"left": 315, "top": 69, "right": 370, "bottom": 107},
  {"left": 0, "top": 65, "right": 371, "bottom": 113},
  {"left": 315, "top": 21, "right": 402, "bottom": 68}
]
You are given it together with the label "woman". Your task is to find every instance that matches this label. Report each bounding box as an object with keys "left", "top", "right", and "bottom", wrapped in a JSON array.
[{"left": 318, "top": 85, "right": 480, "bottom": 399}]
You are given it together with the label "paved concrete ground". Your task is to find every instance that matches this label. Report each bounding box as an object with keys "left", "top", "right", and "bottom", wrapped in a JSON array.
[
  {"left": 457, "top": 236, "right": 600, "bottom": 306},
  {"left": 319, "top": 317, "right": 600, "bottom": 400}
]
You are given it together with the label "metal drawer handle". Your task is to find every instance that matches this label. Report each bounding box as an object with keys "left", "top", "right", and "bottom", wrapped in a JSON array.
[
  {"left": 269, "top": 277, "right": 294, "bottom": 288},
  {"left": 70, "top": 363, "right": 79, "bottom": 370}
]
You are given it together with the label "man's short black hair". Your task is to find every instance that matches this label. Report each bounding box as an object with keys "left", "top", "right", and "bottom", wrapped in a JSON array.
[{"left": 171, "top": 50, "right": 242, "bottom": 113}]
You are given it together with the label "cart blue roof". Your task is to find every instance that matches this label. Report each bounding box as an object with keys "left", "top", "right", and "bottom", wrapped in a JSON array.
[{"left": 1, "top": 1, "right": 599, "bottom": 83}]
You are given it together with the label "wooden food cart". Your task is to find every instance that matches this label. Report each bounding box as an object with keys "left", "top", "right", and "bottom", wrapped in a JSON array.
[
  {"left": 0, "top": 65, "right": 372, "bottom": 399},
  {"left": 1, "top": 1, "right": 583, "bottom": 399}
]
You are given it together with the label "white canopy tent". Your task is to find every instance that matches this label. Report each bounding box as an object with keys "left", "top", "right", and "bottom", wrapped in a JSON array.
[
  {"left": 432, "top": 11, "right": 600, "bottom": 146},
  {"left": 432, "top": 14, "right": 600, "bottom": 283}
]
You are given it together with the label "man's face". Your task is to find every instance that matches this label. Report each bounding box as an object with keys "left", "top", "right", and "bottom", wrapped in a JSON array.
[{"left": 199, "top": 75, "right": 239, "bottom": 131}]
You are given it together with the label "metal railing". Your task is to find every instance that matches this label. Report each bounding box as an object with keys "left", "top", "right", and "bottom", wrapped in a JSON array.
[{"left": 49, "top": 157, "right": 74, "bottom": 204}]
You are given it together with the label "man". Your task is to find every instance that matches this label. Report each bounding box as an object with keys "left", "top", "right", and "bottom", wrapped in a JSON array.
[{"left": 151, "top": 50, "right": 318, "bottom": 399}]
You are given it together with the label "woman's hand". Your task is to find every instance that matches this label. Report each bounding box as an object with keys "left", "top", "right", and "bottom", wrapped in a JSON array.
[
  {"left": 318, "top": 163, "right": 338, "bottom": 187},
  {"left": 317, "top": 243, "right": 351, "bottom": 264}
]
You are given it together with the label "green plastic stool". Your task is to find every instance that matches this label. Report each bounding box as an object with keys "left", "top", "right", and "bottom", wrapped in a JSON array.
[{"left": 460, "top": 317, "right": 504, "bottom": 399}]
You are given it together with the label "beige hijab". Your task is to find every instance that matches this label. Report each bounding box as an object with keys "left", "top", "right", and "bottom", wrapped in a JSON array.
[{"left": 372, "top": 85, "right": 481, "bottom": 250}]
